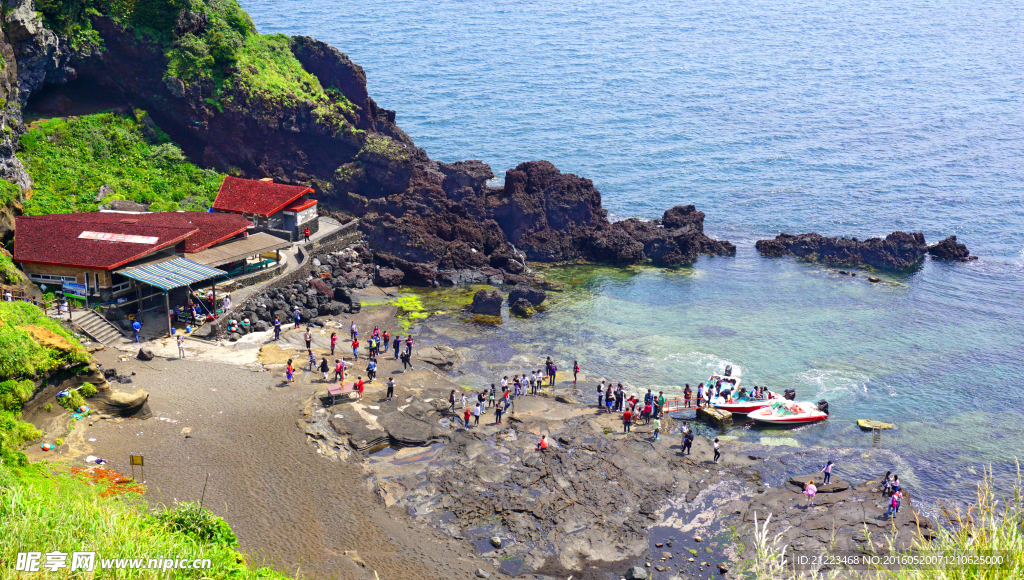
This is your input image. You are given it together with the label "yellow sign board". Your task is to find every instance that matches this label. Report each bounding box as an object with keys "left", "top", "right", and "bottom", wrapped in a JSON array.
[{"left": 129, "top": 454, "right": 144, "bottom": 466}]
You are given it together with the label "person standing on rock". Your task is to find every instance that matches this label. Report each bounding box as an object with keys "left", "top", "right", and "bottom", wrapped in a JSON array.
[
  {"left": 713, "top": 438, "right": 721, "bottom": 463},
  {"left": 307, "top": 349, "right": 317, "bottom": 371},
  {"left": 489, "top": 385, "right": 496, "bottom": 409},
  {"left": 320, "top": 357, "right": 330, "bottom": 382},
  {"left": 303, "top": 227, "right": 311, "bottom": 243},
  {"left": 382, "top": 330, "right": 390, "bottom": 353},
  {"left": 804, "top": 480, "right": 817, "bottom": 506},
  {"left": 177, "top": 334, "right": 186, "bottom": 359},
  {"left": 132, "top": 318, "right": 142, "bottom": 343},
  {"left": 334, "top": 359, "right": 345, "bottom": 382},
  {"left": 293, "top": 307, "right": 302, "bottom": 329},
  {"left": 386, "top": 377, "right": 395, "bottom": 401},
  {"left": 393, "top": 335, "right": 401, "bottom": 359},
  {"left": 330, "top": 332, "right": 337, "bottom": 355},
  {"left": 549, "top": 363, "right": 557, "bottom": 386},
  {"left": 350, "top": 322, "right": 358, "bottom": 341},
  {"left": 821, "top": 460, "right": 835, "bottom": 484},
  {"left": 494, "top": 402, "right": 503, "bottom": 425},
  {"left": 351, "top": 337, "right": 359, "bottom": 360},
  {"left": 460, "top": 392, "right": 467, "bottom": 409},
  {"left": 366, "top": 358, "right": 377, "bottom": 382},
  {"left": 573, "top": 360, "right": 579, "bottom": 384},
  {"left": 652, "top": 416, "right": 661, "bottom": 440},
  {"left": 696, "top": 383, "right": 704, "bottom": 409},
  {"left": 657, "top": 391, "right": 666, "bottom": 418},
  {"left": 286, "top": 359, "right": 294, "bottom": 384},
  {"left": 463, "top": 407, "right": 471, "bottom": 429},
  {"left": 622, "top": 408, "right": 633, "bottom": 433},
  {"left": 682, "top": 429, "right": 694, "bottom": 455},
  {"left": 304, "top": 327, "right": 313, "bottom": 350},
  {"left": 473, "top": 402, "right": 481, "bottom": 426},
  {"left": 356, "top": 376, "right": 364, "bottom": 400},
  {"left": 597, "top": 382, "right": 605, "bottom": 411},
  {"left": 273, "top": 316, "right": 281, "bottom": 341},
  {"left": 405, "top": 335, "right": 414, "bottom": 356},
  {"left": 683, "top": 385, "right": 692, "bottom": 409},
  {"left": 448, "top": 390, "right": 456, "bottom": 413}
]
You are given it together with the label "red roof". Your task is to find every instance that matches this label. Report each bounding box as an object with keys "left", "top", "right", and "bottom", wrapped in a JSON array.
[
  {"left": 212, "top": 176, "right": 313, "bottom": 218},
  {"left": 14, "top": 212, "right": 252, "bottom": 269},
  {"left": 283, "top": 198, "right": 317, "bottom": 212}
]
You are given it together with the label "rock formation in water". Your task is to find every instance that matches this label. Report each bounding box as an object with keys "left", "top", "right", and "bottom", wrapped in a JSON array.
[
  {"left": 927, "top": 235, "right": 976, "bottom": 262},
  {"left": 753, "top": 231, "right": 967, "bottom": 270}
]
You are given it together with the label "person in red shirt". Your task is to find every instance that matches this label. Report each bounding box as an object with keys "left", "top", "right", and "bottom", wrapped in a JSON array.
[
  {"left": 352, "top": 338, "right": 359, "bottom": 360},
  {"left": 356, "top": 376, "right": 364, "bottom": 400},
  {"left": 573, "top": 361, "right": 580, "bottom": 384},
  {"left": 463, "top": 407, "right": 471, "bottom": 429},
  {"left": 622, "top": 409, "right": 633, "bottom": 433},
  {"left": 303, "top": 227, "right": 311, "bottom": 243},
  {"left": 536, "top": 435, "right": 548, "bottom": 451}
]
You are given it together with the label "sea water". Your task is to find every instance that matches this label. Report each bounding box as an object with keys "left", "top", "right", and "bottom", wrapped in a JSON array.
[{"left": 240, "top": 0, "right": 1024, "bottom": 509}]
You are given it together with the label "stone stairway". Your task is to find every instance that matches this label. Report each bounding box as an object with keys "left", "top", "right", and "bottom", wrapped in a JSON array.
[{"left": 73, "top": 310, "right": 126, "bottom": 345}]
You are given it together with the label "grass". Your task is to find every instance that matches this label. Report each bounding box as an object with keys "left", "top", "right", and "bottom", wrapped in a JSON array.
[
  {"left": 0, "top": 252, "right": 22, "bottom": 284},
  {"left": 19, "top": 111, "right": 225, "bottom": 215},
  {"left": 0, "top": 462, "right": 289, "bottom": 579},
  {"left": 0, "top": 301, "right": 89, "bottom": 380}
]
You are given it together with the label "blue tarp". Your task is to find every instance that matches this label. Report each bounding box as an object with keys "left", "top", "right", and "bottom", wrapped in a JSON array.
[{"left": 119, "top": 258, "right": 227, "bottom": 292}]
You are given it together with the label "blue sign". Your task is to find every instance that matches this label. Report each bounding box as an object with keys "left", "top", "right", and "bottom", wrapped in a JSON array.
[{"left": 62, "top": 282, "right": 87, "bottom": 297}]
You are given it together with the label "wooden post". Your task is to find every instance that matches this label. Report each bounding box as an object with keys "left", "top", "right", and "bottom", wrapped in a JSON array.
[
  {"left": 165, "top": 291, "right": 172, "bottom": 338},
  {"left": 212, "top": 282, "right": 216, "bottom": 316}
]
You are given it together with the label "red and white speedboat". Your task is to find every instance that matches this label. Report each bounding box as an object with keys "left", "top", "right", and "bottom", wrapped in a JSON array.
[
  {"left": 707, "top": 374, "right": 779, "bottom": 414},
  {"left": 748, "top": 400, "right": 829, "bottom": 425}
]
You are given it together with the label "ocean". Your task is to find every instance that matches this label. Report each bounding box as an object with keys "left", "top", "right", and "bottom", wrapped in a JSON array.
[{"left": 239, "top": 0, "right": 1024, "bottom": 509}]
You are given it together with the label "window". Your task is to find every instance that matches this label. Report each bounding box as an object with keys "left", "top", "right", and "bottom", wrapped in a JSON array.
[
  {"left": 28, "top": 273, "right": 78, "bottom": 283},
  {"left": 111, "top": 274, "right": 131, "bottom": 294},
  {"left": 94, "top": 272, "right": 100, "bottom": 289}
]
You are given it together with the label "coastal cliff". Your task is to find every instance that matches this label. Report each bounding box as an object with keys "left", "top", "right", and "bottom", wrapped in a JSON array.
[{"left": 0, "top": 0, "right": 734, "bottom": 283}]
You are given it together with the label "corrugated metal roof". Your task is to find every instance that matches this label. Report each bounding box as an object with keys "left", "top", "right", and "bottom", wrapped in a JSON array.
[{"left": 118, "top": 258, "right": 227, "bottom": 291}]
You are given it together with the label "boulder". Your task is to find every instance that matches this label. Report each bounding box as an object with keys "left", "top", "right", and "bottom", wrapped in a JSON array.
[
  {"left": 625, "top": 566, "right": 648, "bottom": 580},
  {"left": 375, "top": 266, "right": 405, "bottom": 286},
  {"left": 417, "top": 345, "right": 458, "bottom": 370},
  {"left": 253, "top": 321, "right": 269, "bottom": 332},
  {"left": 857, "top": 419, "right": 894, "bottom": 430},
  {"left": 349, "top": 300, "right": 361, "bottom": 313},
  {"left": 333, "top": 287, "right": 353, "bottom": 303},
  {"left": 470, "top": 289, "right": 503, "bottom": 316},
  {"left": 508, "top": 284, "right": 546, "bottom": 306},
  {"left": 509, "top": 297, "right": 533, "bottom": 317},
  {"left": 136, "top": 347, "right": 155, "bottom": 361},
  {"left": 94, "top": 388, "right": 149, "bottom": 417},
  {"left": 928, "top": 235, "right": 976, "bottom": 262},
  {"left": 697, "top": 407, "right": 732, "bottom": 428}
]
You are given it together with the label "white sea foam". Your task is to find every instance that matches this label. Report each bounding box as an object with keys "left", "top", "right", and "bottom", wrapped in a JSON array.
[
  {"left": 796, "top": 368, "right": 871, "bottom": 401},
  {"left": 663, "top": 351, "right": 741, "bottom": 378}
]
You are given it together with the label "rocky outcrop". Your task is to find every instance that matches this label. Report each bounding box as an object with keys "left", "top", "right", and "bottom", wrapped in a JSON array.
[
  {"left": 509, "top": 297, "right": 533, "bottom": 317},
  {"left": 508, "top": 284, "right": 546, "bottom": 307},
  {"left": 928, "top": 235, "right": 976, "bottom": 262},
  {"left": 469, "top": 289, "right": 502, "bottom": 316},
  {"left": 755, "top": 232, "right": 929, "bottom": 271},
  {"left": 3, "top": 0, "right": 74, "bottom": 105}
]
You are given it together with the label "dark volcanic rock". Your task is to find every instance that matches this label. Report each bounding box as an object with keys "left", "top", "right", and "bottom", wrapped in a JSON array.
[
  {"left": 375, "top": 266, "right": 404, "bottom": 286},
  {"left": 509, "top": 297, "right": 533, "bottom": 317},
  {"left": 508, "top": 284, "right": 546, "bottom": 306},
  {"left": 755, "top": 232, "right": 928, "bottom": 270},
  {"left": 928, "top": 235, "right": 976, "bottom": 262},
  {"left": 469, "top": 289, "right": 502, "bottom": 316}
]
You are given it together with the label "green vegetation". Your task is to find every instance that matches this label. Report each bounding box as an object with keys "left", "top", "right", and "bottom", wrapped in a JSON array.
[
  {"left": 0, "top": 179, "right": 21, "bottom": 207},
  {"left": 0, "top": 301, "right": 89, "bottom": 379},
  {"left": 35, "top": 0, "right": 356, "bottom": 134},
  {"left": 0, "top": 251, "right": 22, "bottom": 284},
  {"left": 79, "top": 381, "right": 97, "bottom": 397},
  {"left": 0, "top": 463, "right": 290, "bottom": 579},
  {"left": 20, "top": 111, "right": 225, "bottom": 215},
  {"left": 363, "top": 286, "right": 491, "bottom": 333},
  {"left": 359, "top": 135, "right": 410, "bottom": 163}
]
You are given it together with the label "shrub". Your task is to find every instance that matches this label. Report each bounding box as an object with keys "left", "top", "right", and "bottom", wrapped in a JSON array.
[
  {"left": 0, "top": 252, "right": 22, "bottom": 284},
  {"left": 0, "top": 380, "right": 34, "bottom": 412},
  {"left": 0, "top": 302, "right": 89, "bottom": 379},
  {"left": 0, "top": 180, "right": 21, "bottom": 206},
  {"left": 166, "top": 33, "right": 215, "bottom": 81},
  {"left": 79, "top": 382, "right": 97, "bottom": 397},
  {"left": 154, "top": 501, "right": 239, "bottom": 546}
]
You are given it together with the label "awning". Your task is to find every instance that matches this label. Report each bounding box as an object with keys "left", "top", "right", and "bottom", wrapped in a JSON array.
[
  {"left": 118, "top": 257, "right": 227, "bottom": 291},
  {"left": 187, "top": 232, "right": 291, "bottom": 267}
]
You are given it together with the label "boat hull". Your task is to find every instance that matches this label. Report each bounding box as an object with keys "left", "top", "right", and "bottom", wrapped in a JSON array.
[{"left": 748, "top": 401, "right": 828, "bottom": 425}]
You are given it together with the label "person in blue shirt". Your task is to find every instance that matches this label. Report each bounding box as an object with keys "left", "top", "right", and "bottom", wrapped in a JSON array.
[
  {"left": 132, "top": 319, "right": 142, "bottom": 342},
  {"left": 273, "top": 316, "right": 281, "bottom": 341}
]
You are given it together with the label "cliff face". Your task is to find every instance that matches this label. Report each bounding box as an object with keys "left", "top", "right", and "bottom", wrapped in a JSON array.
[{"left": 0, "top": 0, "right": 40, "bottom": 237}]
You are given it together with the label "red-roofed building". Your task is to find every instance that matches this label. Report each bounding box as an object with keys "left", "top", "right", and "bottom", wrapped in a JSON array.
[
  {"left": 14, "top": 211, "right": 254, "bottom": 302},
  {"left": 212, "top": 176, "right": 318, "bottom": 241}
]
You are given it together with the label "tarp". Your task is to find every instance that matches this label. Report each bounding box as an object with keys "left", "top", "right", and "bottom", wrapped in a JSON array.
[{"left": 118, "top": 257, "right": 227, "bottom": 292}]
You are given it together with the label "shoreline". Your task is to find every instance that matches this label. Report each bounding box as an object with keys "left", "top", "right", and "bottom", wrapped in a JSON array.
[{"left": 42, "top": 283, "right": 936, "bottom": 579}]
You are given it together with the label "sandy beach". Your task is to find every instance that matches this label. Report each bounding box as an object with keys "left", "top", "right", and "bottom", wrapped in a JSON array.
[{"left": 75, "top": 312, "right": 498, "bottom": 580}]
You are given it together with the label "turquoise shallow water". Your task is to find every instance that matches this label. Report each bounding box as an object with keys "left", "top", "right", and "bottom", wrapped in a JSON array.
[{"left": 240, "top": 0, "right": 1024, "bottom": 507}]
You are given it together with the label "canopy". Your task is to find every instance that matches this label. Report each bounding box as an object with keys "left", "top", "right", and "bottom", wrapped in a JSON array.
[
  {"left": 118, "top": 257, "right": 227, "bottom": 291},
  {"left": 187, "top": 232, "right": 290, "bottom": 267}
]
